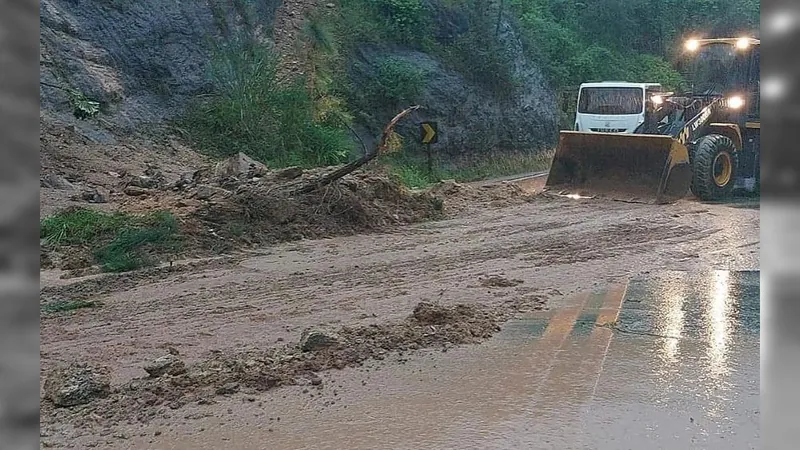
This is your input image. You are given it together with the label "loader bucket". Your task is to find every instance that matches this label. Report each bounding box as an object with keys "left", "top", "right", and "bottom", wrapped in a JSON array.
[{"left": 544, "top": 131, "right": 692, "bottom": 204}]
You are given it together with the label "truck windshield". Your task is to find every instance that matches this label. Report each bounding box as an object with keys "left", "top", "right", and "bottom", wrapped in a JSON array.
[{"left": 578, "top": 87, "right": 644, "bottom": 115}]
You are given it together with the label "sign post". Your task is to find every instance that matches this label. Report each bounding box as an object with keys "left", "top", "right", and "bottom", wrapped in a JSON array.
[{"left": 420, "top": 121, "right": 438, "bottom": 177}]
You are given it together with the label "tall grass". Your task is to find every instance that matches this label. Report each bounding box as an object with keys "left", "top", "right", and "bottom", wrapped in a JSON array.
[
  {"left": 41, "top": 209, "right": 181, "bottom": 273},
  {"left": 180, "top": 36, "right": 354, "bottom": 168}
]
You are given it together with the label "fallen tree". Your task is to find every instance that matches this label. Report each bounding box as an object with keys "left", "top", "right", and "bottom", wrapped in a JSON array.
[{"left": 292, "top": 105, "right": 420, "bottom": 195}]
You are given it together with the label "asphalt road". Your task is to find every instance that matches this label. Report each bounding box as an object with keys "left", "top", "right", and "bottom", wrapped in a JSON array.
[{"left": 118, "top": 269, "right": 758, "bottom": 450}]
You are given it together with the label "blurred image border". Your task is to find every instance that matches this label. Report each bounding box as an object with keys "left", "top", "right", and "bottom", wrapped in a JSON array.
[
  {"left": 761, "top": 1, "right": 800, "bottom": 449},
  {"left": 0, "top": 0, "right": 44, "bottom": 449}
]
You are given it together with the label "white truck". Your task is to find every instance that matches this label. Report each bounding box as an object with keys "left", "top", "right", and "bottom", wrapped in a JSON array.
[{"left": 574, "top": 82, "right": 665, "bottom": 134}]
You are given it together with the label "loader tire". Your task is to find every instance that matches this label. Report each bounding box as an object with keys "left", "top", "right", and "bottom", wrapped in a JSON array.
[{"left": 691, "top": 134, "right": 738, "bottom": 201}]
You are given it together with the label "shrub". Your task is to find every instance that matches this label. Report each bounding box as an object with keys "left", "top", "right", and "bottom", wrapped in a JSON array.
[
  {"left": 371, "top": 0, "right": 426, "bottom": 45},
  {"left": 180, "top": 37, "right": 353, "bottom": 168},
  {"left": 366, "top": 57, "right": 427, "bottom": 106}
]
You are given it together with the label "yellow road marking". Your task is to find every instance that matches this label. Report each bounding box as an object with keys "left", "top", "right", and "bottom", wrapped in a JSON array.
[
  {"left": 532, "top": 283, "right": 628, "bottom": 409},
  {"left": 541, "top": 292, "right": 591, "bottom": 340},
  {"left": 596, "top": 283, "right": 628, "bottom": 326}
]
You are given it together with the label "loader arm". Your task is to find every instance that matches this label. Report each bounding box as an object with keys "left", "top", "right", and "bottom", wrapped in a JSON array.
[{"left": 668, "top": 97, "right": 724, "bottom": 145}]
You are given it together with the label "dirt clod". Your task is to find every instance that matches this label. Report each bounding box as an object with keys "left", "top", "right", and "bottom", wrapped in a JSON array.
[
  {"left": 123, "top": 186, "right": 153, "bottom": 197},
  {"left": 193, "top": 184, "right": 231, "bottom": 201},
  {"left": 81, "top": 187, "right": 109, "bottom": 203},
  {"left": 144, "top": 354, "right": 186, "bottom": 378},
  {"left": 215, "top": 382, "right": 240, "bottom": 396},
  {"left": 43, "top": 364, "right": 111, "bottom": 407},
  {"left": 213, "top": 152, "right": 268, "bottom": 180},
  {"left": 412, "top": 302, "right": 478, "bottom": 326},
  {"left": 274, "top": 166, "right": 304, "bottom": 180},
  {"left": 480, "top": 275, "right": 524, "bottom": 288},
  {"left": 41, "top": 174, "right": 76, "bottom": 191},
  {"left": 300, "top": 329, "right": 341, "bottom": 352},
  {"left": 127, "top": 174, "right": 163, "bottom": 190}
]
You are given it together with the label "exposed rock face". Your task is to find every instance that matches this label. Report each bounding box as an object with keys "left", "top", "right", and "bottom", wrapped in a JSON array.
[
  {"left": 39, "top": 0, "right": 556, "bottom": 159},
  {"left": 350, "top": 44, "right": 557, "bottom": 158},
  {"left": 39, "top": 0, "right": 282, "bottom": 130}
]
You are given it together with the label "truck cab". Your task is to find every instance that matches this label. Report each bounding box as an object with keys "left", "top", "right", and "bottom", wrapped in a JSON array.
[{"left": 575, "top": 82, "right": 664, "bottom": 133}]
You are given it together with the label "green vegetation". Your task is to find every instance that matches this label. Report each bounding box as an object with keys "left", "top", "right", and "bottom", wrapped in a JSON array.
[
  {"left": 40, "top": 208, "right": 181, "bottom": 273},
  {"left": 510, "top": 0, "right": 759, "bottom": 125},
  {"left": 179, "top": 0, "right": 759, "bottom": 181},
  {"left": 366, "top": 57, "right": 427, "bottom": 106},
  {"left": 180, "top": 37, "right": 353, "bottom": 168},
  {"left": 41, "top": 299, "right": 100, "bottom": 314},
  {"left": 385, "top": 150, "right": 555, "bottom": 189},
  {"left": 372, "top": 0, "right": 427, "bottom": 44}
]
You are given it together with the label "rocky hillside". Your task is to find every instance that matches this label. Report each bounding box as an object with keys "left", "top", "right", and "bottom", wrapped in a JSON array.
[
  {"left": 39, "top": 0, "right": 281, "bottom": 132},
  {"left": 39, "top": 0, "right": 557, "bottom": 163}
]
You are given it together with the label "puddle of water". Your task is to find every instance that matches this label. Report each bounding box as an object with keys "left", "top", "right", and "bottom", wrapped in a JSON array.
[{"left": 135, "top": 271, "right": 759, "bottom": 450}]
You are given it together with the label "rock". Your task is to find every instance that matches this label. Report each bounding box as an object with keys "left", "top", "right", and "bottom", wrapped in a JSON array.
[
  {"left": 41, "top": 174, "right": 75, "bottom": 190},
  {"left": 432, "top": 179, "right": 461, "bottom": 195},
  {"left": 326, "top": 2, "right": 335, "bottom": 7},
  {"left": 299, "top": 328, "right": 341, "bottom": 352},
  {"left": 81, "top": 187, "right": 109, "bottom": 203},
  {"left": 350, "top": 46, "right": 558, "bottom": 159},
  {"left": 194, "top": 184, "right": 231, "bottom": 201},
  {"left": 123, "top": 186, "right": 152, "bottom": 197},
  {"left": 214, "top": 153, "right": 268, "bottom": 179},
  {"left": 216, "top": 382, "right": 240, "bottom": 395},
  {"left": 274, "top": 166, "right": 304, "bottom": 181},
  {"left": 126, "top": 175, "right": 161, "bottom": 190},
  {"left": 43, "top": 364, "right": 111, "bottom": 407},
  {"left": 144, "top": 354, "right": 186, "bottom": 378},
  {"left": 171, "top": 172, "right": 195, "bottom": 191}
]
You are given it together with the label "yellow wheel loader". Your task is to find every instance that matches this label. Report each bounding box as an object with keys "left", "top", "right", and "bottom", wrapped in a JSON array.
[{"left": 545, "top": 37, "right": 760, "bottom": 203}]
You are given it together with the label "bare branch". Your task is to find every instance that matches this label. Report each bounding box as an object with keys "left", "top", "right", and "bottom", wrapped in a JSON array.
[{"left": 292, "top": 105, "right": 420, "bottom": 195}]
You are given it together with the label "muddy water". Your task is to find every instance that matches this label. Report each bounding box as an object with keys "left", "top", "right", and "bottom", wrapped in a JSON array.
[{"left": 107, "top": 270, "right": 758, "bottom": 450}]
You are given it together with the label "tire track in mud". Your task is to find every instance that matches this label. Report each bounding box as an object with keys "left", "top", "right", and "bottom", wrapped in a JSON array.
[{"left": 40, "top": 197, "right": 755, "bottom": 406}]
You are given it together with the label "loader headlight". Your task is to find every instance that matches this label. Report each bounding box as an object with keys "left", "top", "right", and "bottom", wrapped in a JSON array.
[
  {"left": 727, "top": 95, "right": 745, "bottom": 109},
  {"left": 685, "top": 39, "right": 700, "bottom": 52},
  {"left": 736, "top": 37, "right": 751, "bottom": 50}
]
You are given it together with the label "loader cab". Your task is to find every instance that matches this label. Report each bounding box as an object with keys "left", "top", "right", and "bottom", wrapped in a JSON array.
[
  {"left": 681, "top": 37, "right": 761, "bottom": 195},
  {"left": 681, "top": 37, "right": 760, "bottom": 125},
  {"left": 575, "top": 82, "right": 663, "bottom": 134}
]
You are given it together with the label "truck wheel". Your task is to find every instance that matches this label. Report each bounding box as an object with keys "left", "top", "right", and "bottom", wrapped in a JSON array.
[{"left": 691, "top": 134, "right": 739, "bottom": 201}]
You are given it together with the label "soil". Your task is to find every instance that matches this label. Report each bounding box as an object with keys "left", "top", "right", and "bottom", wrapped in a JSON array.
[
  {"left": 40, "top": 119, "right": 537, "bottom": 275},
  {"left": 39, "top": 119, "right": 208, "bottom": 218},
  {"left": 38, "top": 99, "right": 759, "bottom": 449},
  {"left": 40, "top": 185, "right": 759, "bottom": 447},
  {"left": 41, "top": 301, "right": 519, "bottom": 431}
]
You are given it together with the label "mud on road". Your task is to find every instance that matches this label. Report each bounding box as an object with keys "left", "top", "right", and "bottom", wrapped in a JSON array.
[{"left": 39, "top": 190, "right": 759, "bottom": 446}]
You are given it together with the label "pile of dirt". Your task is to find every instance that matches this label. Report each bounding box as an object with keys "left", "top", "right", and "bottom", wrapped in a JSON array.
[
  {"left": 41, "top": 301, "right": 506, "bottom": 428},
  {"left": 41, "top": 152, "right": 447, "bottom": 271},
  {"left": 39, "top": 119, "right": 208, "bottom": 217},
  {"left": 424, "top": 179, "right": 535, "bottom": 214},
  {"left": 190, "top": 164, "right": 445, "bottom": 250},
  {"left": 41, "top": 145, "right": 546, "bottom": 274}
]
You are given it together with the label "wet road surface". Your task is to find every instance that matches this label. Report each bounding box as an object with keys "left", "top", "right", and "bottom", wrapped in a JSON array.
[{"left": 126, "top": 269, "right": 759, "bottom": 450}]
